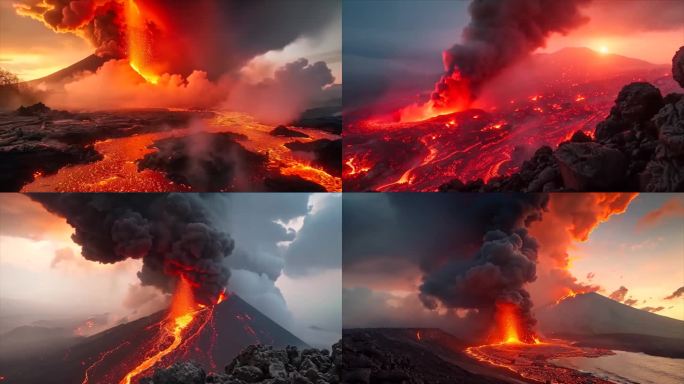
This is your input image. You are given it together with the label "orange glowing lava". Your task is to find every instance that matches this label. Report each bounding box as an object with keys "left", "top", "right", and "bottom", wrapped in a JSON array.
[
  {"left": 398, "top": 70, "right": 472, "bottom": 122},
  {"left": 416, "top": 331, "right": 422, "bottom": 341},
  {"left": 119, "top": 277, "right": 199, "bottom": 384},
  {"left": 555, "top": 289, "right": 579, "bottom": 305},
  {"left": 496, "top": 302, "right": 522, "bottom": 344},
  {"left": 126, "top": 0, "right": 160, "bottom": 84}
]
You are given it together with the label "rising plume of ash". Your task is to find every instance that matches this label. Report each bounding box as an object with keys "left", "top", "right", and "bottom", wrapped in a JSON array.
[
  {"left": 29, "top": 193, "right": 234, "bottom": 305},
  {"left": 14, "top": 0, "right": 126, "bottom": 57},
  {"left": 433, "top": 0, "right": 590, "bottom": 106},
  {"left": 408, "top": 194, "right": 548, "bottom": 342}
]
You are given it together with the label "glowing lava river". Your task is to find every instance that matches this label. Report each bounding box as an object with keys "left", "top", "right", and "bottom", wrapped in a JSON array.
[
  {"left": 20, "top": 111, "right": 341, "bottom": 192},
  {"left": 343, "top": 68, "right": 676, "bottom": 192},
  {"left": 81, "top": 278, "right": 222, "bottom": 384}
]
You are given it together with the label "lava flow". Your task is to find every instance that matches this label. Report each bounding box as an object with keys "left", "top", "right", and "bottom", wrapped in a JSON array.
[
  {"left": 118, "top": 277, "right": 201, "bottom": 384},
  {"left": 463, "top": 302, "right": 615, "bottom": 383},
  {"left": 80, "top": 277, "right": 222, "bottom": 384},
  {"left": 343, "top": 61, "right": 678, "bottom": 192}
]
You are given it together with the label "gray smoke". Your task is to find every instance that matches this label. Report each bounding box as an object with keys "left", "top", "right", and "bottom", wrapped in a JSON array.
[{"left": 29, "top": 193, "right": 234, "bottom": 305}]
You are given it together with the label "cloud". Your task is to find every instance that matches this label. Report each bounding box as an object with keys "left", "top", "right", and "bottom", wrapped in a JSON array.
[
  {"left": 637, "top": 197, "right": 684, "bottom": 230},
  {"left": 664, "top": 286, "right": 684, "bottom": 300},
  {"left": 608, "top": 286, "right": 629, "bottom": 302},
  {"left": 623, "top": 298, "right": 638, "bottom": 307},
  {"left": 284, "top": 194, "right": 341, "bottom": 277},
  {"left": 641, "top": 306, "right": 665, "bottom": 313},
  {"left": 0, "top": 194, "right": 72, "bottom": 241}
]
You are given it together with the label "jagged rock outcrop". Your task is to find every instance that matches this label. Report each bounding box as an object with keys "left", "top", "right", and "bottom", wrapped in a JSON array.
[
  {"left": 673, "top": 46, "right": 684, "bottom": 88},
  {"left": 142, "top": 344, "right": 340, "bottom": 384}
]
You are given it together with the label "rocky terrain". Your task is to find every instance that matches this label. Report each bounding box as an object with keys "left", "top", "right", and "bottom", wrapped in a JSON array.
[
  {"left": 340, "top": 329, "right": 505, "bottom": 384},
  {"left": 141, "top": 344, "right": 340, "bottom": 384},
  {"left": 285, "top": 139, "right": 343, "bottom": 177},
  {"left": 440, "top": 46, "right": 684, "bottom": 192},
  {"left": 0, "top": 104, "right": 211, "bottom": 190}
]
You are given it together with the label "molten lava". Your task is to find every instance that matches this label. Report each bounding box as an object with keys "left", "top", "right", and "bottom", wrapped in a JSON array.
[
  {"left": 119, "top": 277, "right": 200, "bottom": 384},
  {"left": 398, "top": 70, "right": 472, "bottom": 123},
  {"left": 496, "top": 302, "right": 522, "bottom": 344},
  {"left": 126, "top": 0, "right": 160, "bottom": 84}
]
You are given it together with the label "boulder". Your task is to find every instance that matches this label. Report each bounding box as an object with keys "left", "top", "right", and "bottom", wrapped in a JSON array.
[
  {"left": 555, "top": 142, "right": 626, "bottom": 190},
  {"left": 673, "top": 46, "right": 684, "bottom": 88},
  {"left": 147, "top": 361, "right": 206, "bottom": 384}
]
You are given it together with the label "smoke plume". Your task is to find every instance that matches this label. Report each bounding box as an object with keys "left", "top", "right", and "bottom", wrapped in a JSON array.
[
  {"left": 29, "top": 193, "right": 234, "bottom": 305},
  {"left": 420, "top": 228, "right": 540, "bottom": 342},
  {"left": 14, "top": 0, "right": 126, "bottom": 57},
  {"left": 13, "top": 0, "right": 338, "bottom": 78},
  {"left": 433, "top": 0, "right": 591, "bottom": 108},
  {"left": 664, "top": 286, "right": 684, "bottom": 300}
]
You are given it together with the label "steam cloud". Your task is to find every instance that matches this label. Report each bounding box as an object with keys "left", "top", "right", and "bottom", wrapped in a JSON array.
[
  {"left": 29, "top": 193, "right": 234, "bottom": 305},
  {"left": 434, "top": 0, "right": 590, "bottom": 105}
]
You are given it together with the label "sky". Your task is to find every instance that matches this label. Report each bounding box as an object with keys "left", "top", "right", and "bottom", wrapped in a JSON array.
[
  {"left": 342, "top": 193, "right": 684, "bottom": 336},
  {"left": 0, "top": 0, "right": 341, "bottom": 82},
  {"left": 343, "top": 0, "right": 684, "bottom": 110},
  {"left": 0, "top": 193, "right": 342, "bottom": 348}
]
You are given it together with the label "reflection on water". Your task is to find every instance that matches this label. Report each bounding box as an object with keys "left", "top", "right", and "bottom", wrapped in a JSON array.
[{"left": 552, "top": 350, "right": 684, "bottom": 384}]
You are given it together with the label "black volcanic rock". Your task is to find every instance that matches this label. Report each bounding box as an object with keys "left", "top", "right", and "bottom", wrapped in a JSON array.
[
  {"left": 611, "top": 82, "right": 664, "bottom": 125},
  {"left": 263, "top": 175, "right": 327, "bottom": 192},
  {"left": 0, "top": 142, "right": 102, "bottom": 191},
  {"left": 673, "top": 46, "right": 684, "bottom": 88},
  {"left": 138, "top": 132, "right": 268, "bottom": 191},
  {"left": 16, "top": 102, "right": 51, "bottom": 116},
  {"left": 142, "top": 361, "right": 206, "bottom": 384},
  {"left": 285, "top": 139, "right": 342, "bottom": 177},
  {"left": 143, "top": 344, "right": 339, "bottom": 384},
  {"left": 270, "top": 125, "right": 310, "bottom": 138},
  {"left": 341, "top": 329, "right": 500, "bottom": 384},
  {"left": 642, "top": 97, "right": 684, "bottom": 191},
  {"left": 555, "top": 142, "right": 626, "bottom": 191}
]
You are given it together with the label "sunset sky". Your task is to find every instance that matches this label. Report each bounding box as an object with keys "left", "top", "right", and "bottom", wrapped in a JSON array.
[
  {"left": 342, "top": 193, "right": 684, "bottom": 329},
  {"left": 0, "top": 193, "right": 342, "bottom": 348}
]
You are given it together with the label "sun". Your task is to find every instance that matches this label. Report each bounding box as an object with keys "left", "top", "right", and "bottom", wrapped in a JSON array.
[{"left": 598, "top": 46, "right": 609, "bottom": 55}]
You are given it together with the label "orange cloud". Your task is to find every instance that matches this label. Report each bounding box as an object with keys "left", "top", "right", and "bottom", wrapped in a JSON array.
[{"left": 637, "top": 197, "right": 684, "bottom": 230}]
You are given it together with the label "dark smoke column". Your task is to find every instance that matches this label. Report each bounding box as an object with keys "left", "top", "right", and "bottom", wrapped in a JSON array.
[
  {"left": 433, "top": 0, "right": 591, "bottom": 107},
  {"left": 29, "top": 193, "right": 234, "bottom": 305}
]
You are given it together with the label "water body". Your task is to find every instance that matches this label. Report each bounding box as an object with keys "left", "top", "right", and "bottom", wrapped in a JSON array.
[{"left": 552, "top": 350, "right": 684, "bottom": 384}]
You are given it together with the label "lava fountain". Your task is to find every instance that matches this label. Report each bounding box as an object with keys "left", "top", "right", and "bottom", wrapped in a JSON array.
[{"left": 126, "top": 0, "right": 160, "bottom": 84}]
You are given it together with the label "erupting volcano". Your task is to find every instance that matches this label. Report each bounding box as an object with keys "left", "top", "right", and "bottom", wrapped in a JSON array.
[
  {"left": 343, "top": 0, "right": 683, "bottom": 192},
  {"left": 1, "top": 0, "right": 342, "bottom": 192}
]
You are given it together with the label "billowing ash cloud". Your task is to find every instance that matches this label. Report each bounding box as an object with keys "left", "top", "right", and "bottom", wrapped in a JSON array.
[
  {"left": 420, "top": 228, "right": 539, "bottom": 341},
  {"left": 14, "top": 0, "right": 126, "bottom": 57},
  {"left": 434, "top": 0, "right": 590, "bottom": 105},
  {"left": 14, "top": 0, "right": 339, "bottom": 77},
  {"left": 29, "top": 193, "right": 234, "bottom": 305},
  {"left": 343, "top": 193, "right": 548, "bottom": 340}
]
